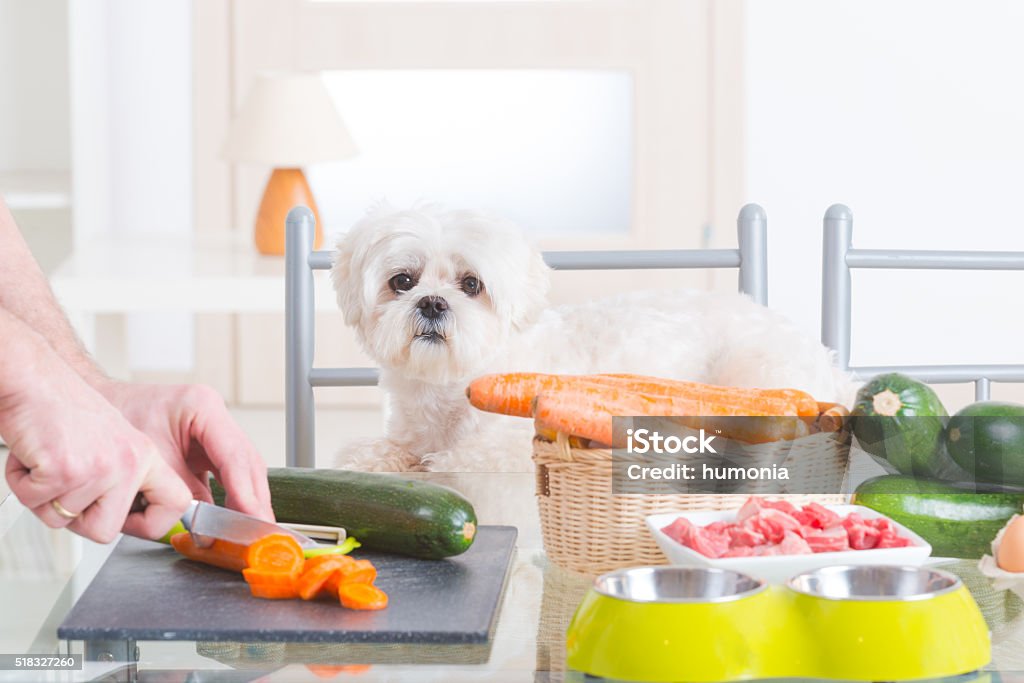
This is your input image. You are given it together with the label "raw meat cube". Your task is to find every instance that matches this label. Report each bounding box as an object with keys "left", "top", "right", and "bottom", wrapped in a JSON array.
[
  {"left": 661, "top": 517, "right": 731, "bottom": 558},
  {"left": 842, "top": 513, "right": 881, "bottom": 550},
  {"left": 721, "top": 546, "right": 757, "bottom": 558},
  {"left": 743, "top": 508, "right": 804, "bottom": 544},
  {"left": 736, "top": 496, "right": 766, "bottom": 523},
  {"left": 728, "top": 526, "right": 767, "bottom": 548},
  {"left": 801, "top": 502, "right": 841, "bottom": 529},
  {"left": 705, "top": 521, "right": 733, "bottom": 535},
  {"left": 778, "top": 531, "right": 813, "bottom": 555},
  {"left": 761, "top": 499, "right": 799, "bottom": 516},
  {"left": 803, "top": 524, "right": 850, "bottom": 553}
]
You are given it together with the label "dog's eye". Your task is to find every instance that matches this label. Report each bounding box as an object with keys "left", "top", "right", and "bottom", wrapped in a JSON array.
[
  {"left": 461, "top": 275, "right": 482, "bottom": 296},
  {"left": 389, "top": 273, "right": 414, "bottom": 293}
]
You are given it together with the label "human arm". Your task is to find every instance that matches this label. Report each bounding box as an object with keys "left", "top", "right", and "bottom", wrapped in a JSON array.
[
  {"left": 0, "top": 308, "right": 191, "bottom": 542},
  {"left": 0, "top": 197, "right": 273, "bottom": 520}
]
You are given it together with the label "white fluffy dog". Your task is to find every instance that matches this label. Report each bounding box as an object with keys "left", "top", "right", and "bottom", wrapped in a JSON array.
[{"left": 331, "top": 205, "right": 850, "bottom": 472}]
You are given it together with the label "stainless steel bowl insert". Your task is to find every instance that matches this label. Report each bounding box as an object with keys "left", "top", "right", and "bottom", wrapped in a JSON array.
[
  {"left": 787, "top": 565, "right": 961, "bottom": 602},
  {"left": 594, "top": 566, "right": 766, "bottom": 604}
]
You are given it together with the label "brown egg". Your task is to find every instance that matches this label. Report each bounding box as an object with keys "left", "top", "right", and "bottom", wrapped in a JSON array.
[{"left": 997, "top": 516, "right": 1024, "bottom": 573}]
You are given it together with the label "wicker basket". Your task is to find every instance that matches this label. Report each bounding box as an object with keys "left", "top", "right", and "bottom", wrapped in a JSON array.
[{"left": 534, "top": 426, "right": 851, "bottom": 575}]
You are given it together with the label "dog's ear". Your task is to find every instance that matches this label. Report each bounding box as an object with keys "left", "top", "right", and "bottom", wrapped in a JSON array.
[
  {"left": 509, "top": 245, "right": 551, "bottom": 331},
  {"left": 330, "top": 233, "right": 365, "bottom": 327}
]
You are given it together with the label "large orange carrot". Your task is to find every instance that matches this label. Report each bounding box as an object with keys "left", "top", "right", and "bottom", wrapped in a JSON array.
[
  {"left": 467, "top": 373, "right": 579, "bottom": 417},
  {"left": 468, "top": 372, "right": 816, "bottom": 418},
  {"left": 532, "top": 385, "right": 779, "bottom": 447},
  {"left": 594, "top": 374, "right": 819, "bottom": 417},
  {"left": 170, "top": 533, "right": 248, "bottom": 572}
]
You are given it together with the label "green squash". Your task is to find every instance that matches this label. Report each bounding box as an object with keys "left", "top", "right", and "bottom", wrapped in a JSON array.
[
  {"left": 946, "top": 401, "right": 1024, "bottom": 487},
  {"left": 850, "top": 373, "right": 964, "bottom": 480}
]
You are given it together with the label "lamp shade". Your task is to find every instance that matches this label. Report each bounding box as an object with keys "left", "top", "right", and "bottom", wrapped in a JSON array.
[{"left": 221, "top": 72, "right": 357, "bottom": 166}]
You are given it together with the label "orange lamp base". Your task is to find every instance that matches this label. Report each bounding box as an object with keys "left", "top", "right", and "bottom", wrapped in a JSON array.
[{"left": 254, "top": 167, "right": 324, "bottom": 255}]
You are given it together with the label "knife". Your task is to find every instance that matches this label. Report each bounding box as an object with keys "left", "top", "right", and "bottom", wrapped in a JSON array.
[
  {"left": 132, "top": 494, "right": 320, "bottom": 549},
  {"left": 183, "top": 500, "right": 320, "bottom": 549}
]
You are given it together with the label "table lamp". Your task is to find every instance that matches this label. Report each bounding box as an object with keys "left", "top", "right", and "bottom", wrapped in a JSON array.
[{"left": 222, "top": 72, "right": 357, "bottom": 255}]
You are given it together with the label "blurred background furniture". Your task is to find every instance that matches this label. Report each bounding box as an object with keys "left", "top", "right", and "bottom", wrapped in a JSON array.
[
  {"left": 821, "top": 204, "right": 1024, "bottom": 402},
  {"left": 222, "top": 72, "right": 357, "bottom": 255}
]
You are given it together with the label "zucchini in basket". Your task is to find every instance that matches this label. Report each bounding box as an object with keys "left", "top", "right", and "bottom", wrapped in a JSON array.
[{"left": 213, "top": 468, "right": 477, "bottom": 559}]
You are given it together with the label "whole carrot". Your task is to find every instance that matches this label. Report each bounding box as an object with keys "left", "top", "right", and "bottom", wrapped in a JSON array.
[
  {"left": 532, "top": 386, "right": 776, "bottom": 447},
  {"left": 594, "top": 374, "right": 818, "bottom": 417},
  {"left": 170, "top": 532, "right": 248, "bottom": 572},
  {"left": 469, "top": 372, "right": 812, "bottom": 419}
]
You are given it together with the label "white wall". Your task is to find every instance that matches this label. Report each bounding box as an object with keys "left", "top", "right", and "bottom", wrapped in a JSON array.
[
  {"left": 745, "top": 1, "right": 1024, "bottom": 378},
  {"left": 70, "top": 0, "right": 194, "bottom": 372},
  {"left": 0, "top": 0, "right": 69, "bottom": 171}
]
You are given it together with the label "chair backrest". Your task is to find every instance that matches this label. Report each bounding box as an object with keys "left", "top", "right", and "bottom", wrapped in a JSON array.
[
  {"left": 821, "top": 203, "right": 1024, "bottom": 401},
  {"left": 284, "top": 204, "right": 770, "bottom": 467}
]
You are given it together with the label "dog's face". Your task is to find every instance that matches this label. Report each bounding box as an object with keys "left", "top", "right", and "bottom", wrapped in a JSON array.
[{"left": 331, "top": 206, "right": 550, "bottom": 385}]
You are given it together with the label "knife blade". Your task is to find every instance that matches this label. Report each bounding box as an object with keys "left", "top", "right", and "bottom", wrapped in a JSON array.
[{"left": 184, "top": 500, "right": 319, "bottom": 549}]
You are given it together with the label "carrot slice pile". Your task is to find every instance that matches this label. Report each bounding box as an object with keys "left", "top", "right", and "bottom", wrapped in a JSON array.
[
  {"left": 339, "top": 583, "right": 389, "bottom": 610},
  {"left": 297, "top": 556, "right": 350, "bottom": 601},
  {"left": 172, "top": 530, "right": 388, "bottom": 609}
]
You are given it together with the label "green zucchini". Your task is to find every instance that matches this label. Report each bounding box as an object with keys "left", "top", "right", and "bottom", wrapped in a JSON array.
[
  {"left": 850, "top": 373, "right": 965, "bottom": 480},
  {"left": 946, "top": 401, "right": 1024, "bottom": 487},
  {"left": 852, "top": 474, "right": 1024, "bottom": 558},
  {"left": 213, "top": 468, "right": 478, "bottom": 559}
]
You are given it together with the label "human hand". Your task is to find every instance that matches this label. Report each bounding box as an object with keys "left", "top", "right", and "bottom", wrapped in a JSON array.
[
  {"left": 0, "top": 343, "right": 192, "bottom": 543},
  {"left": 95, "top": 381, "right": 274, "bottom": 521}
]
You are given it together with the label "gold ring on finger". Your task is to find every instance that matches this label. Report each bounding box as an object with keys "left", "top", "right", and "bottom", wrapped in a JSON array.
[{"left": 51, "top": 499, "right": 80, "bottom": 520}]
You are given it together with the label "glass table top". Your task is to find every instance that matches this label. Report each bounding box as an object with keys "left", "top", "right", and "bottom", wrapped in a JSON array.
[{"left": 3, "top": 458, "right": 1024, "bottom": 682}]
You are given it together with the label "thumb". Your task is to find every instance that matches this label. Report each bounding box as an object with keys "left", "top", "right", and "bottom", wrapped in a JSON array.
[{"left": 121, "top": 457, "right": 192, "bottom": 540}]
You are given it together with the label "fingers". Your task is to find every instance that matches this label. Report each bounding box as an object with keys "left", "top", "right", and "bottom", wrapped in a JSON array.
[
  {"left": 5, "top": 451, "right": 92, "bottom": 511},
  {"left": 121, "top": 457, "right": 192, "bottom": 540},
  {"left": 31, "top": 479, "right": 112, "bottom": 531},
  {"left": 189, "top": 396, "right": 274, "bottom": 521}
]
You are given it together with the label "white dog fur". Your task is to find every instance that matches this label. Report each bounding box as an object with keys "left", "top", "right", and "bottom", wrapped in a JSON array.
[{"left": 331, "top": 205, "right": 852, "bottom": 472}]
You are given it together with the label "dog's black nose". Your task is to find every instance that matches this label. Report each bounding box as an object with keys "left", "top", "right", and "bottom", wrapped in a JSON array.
[{"left": 417, "top": 295, "right": 448, "bottom": 319}]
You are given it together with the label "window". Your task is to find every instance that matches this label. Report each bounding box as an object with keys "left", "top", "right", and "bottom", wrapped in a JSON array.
[{"left": 310, "top": 69, "right": 633, "bottom": 238}]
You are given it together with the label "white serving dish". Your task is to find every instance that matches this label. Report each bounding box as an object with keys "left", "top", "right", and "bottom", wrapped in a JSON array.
[{"left": 646, "top": 504, "right": 934, "bottom": 584}]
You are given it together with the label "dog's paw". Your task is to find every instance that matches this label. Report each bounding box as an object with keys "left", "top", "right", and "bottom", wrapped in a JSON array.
[{"left": 333, "top": 438, "right": 423, "bottom": 472}]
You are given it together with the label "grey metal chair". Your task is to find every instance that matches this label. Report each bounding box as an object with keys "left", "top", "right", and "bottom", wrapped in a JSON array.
[
  {"left": 821, "top": 203, "right": 1024, "bottom": 400},
  {"left": 284, "top": 204, "right": 771, "bottom": 468}
]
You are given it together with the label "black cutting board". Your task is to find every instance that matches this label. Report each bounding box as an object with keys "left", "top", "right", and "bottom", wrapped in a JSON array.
[{"left": 58, "top": 525, "right": 516, "bottom": 645}]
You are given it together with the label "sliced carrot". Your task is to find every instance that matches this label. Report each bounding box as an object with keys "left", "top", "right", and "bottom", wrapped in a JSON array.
[
  {"left": 170, "top": 532, "right": 248, "bottom": 572},
  {"left": 242, "top": 567, "right": 300, "bottom": 587},
  {"left": 297, "top": 556, "right": 349, "bottom": 601},
  {"left": 339, "top": 559, "right": 377, "bottom": 586},
  {"left": 249, "top": 583, "right": 300, "bottom": 600},
  {"left": 319, "top": 557, "right": 358, "bottom": 598},
  {"left": 338, "top": 583, "right": 388, "bottom": 610},
  {"left": 305, "top": 554, "right": 355, "bottom": 573},
  {"left": 245, "top": 534, "right": 304, "bottom": 574}
]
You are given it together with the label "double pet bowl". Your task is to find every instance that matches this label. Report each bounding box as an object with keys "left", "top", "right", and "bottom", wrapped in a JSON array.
[{"left": 566, "top": 565, "right": 990, "bottom": 682}]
